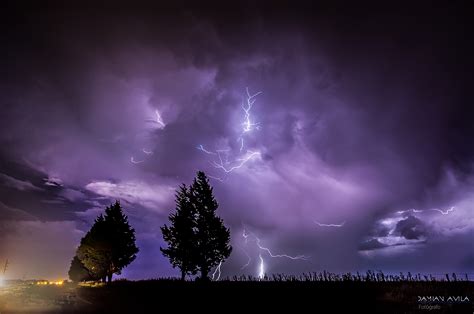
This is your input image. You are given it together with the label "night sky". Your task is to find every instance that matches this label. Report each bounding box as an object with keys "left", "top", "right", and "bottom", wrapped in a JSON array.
[{"left": 0, "top": 1, "right": 473, "bottom": 280}]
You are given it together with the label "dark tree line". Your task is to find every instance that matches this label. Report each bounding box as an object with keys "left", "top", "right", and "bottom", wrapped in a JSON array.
[
  {"left": 161, "top": 171, "right": 232, "bottom": 281},
  {"left": 68, "top": 171, "right": 231, "bottom": 283}
]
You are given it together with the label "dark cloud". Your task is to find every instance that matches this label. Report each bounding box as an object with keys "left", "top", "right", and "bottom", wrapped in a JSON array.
[
  {"left": 394, "top": 216, "right": 428, "bottom": 240},
  {"left": 358, "top": 239, "right": 389, "bottom": 251},
  {"left": 0, "top": 2, "right": 472, "bottom": 279}
]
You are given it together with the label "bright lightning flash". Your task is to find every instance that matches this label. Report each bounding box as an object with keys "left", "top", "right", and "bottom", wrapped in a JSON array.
[
  {"left": 196, "top": 87, "right": 263, "bottom": 177},
  {"left": 242, "top": 228, "right": 308, "bottom": 278},
  {"left": 242, "top": 87, "right": 262, "bottom": 133},
  {"left": 212, "top": 261, "right": 223, "bottom": 281},
  {"left": 258, "top": 254, "right": 265, "bottom": 280},
  {"left": 212, "top": 151, "right": 261, "bottom": 173}
]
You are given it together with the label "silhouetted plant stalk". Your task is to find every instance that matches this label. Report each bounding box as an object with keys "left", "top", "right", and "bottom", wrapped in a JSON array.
[{"left": 209, "top": 271, "right": 470, "bottom": 282}]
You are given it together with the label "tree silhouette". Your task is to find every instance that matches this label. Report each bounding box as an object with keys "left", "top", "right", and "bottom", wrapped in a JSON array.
[
  {"left": 191, "top": 171, "right": 232, "bottom": 280},
  {"left": 76, "top": 201, "right": 139, "bottom": 283},
  {"left": 161, "top": 172, "right": 232, "bottom": 281},
  {"left": 160, "top": 184, "right": 198, "bottom": 280},
  {"left": 68, "top": 255, "right": 93, "bottom": 282}
]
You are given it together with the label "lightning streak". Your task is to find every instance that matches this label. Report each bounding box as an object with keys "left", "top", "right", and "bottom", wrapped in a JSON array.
[
  {"left": 130, "top": 157, "right": 144, "bottom": 164},
  {"left": 254, "top": 236, "right": 309, "bottom": 260},
  {"left": 240, "top": 247, "right": 252, "bottom": 270},
  {"left": 212, "top": 151, "right": 261, "bottom": 173},
  {"left": 212, "top": 261, "right": 223, "bottom": 281},
  {"left": 258, "top": 254, "right": 265, "bottom": 279},
  {"left": 207, "top": 175, "right": 225, "bottom": 182},
  {"left": 197, "top": 145, "right": 216, "bottom": 155},
  {"left": 154, "top": 110, "right": 166, "bottom": 129},
  {"left": 196, "top": 88, "right": 263, "bottom": 177},
  {"left": 142, "top": 149, "right": 153, "bottom": 155},
  {"left": 431, "top": 206, "right": 455, "bottom": 215},
  {"left": 242, "top": 87, "right": 262, "bottom": 133},
  {"left": 314, "top": 220, "right": 346, "bottom": 228},
  {"left": 241, "top": 228, "right": 308, "bottom": 278},
  {"left": 396, "top": 207, "right": 454, "bottom": 215}
]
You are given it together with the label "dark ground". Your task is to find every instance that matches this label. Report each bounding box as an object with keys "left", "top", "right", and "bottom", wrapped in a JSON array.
[{"left": 3, "top": 279, "right": 472, "bottom": 313}]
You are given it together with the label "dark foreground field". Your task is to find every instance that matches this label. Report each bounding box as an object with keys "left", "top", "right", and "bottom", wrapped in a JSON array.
[{"left": 1, "top": 279, "right": 473, "bottom": 313}]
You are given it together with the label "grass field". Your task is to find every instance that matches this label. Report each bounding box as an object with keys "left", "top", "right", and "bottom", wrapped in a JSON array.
[{"left": 1, "top": 273, "right": 472, "bottom": 313}]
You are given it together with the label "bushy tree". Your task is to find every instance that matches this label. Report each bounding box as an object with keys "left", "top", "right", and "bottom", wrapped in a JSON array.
[
  {"left": 160, "top": 184, "right": 198, "bottom": 280},
  {"left": 161, "top": 171, "right": 232, "bottom": 281},
  {"left": 76, "top": 201, "right": 139, "bottom": 283},
  {"left": 68, "top": 255, "right": 93, "bottom": 282}
]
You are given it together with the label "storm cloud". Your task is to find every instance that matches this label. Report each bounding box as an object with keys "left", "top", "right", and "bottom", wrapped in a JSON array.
[{"left": 0, "top": 2, "right": 472, "bottom": 279}]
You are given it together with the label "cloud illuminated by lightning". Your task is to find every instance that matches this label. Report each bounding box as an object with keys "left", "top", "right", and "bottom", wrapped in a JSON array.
[
  {"left": 196, "top": 88, "right": 263, "bottom": 177},
  {"left": 314, "top": 220, "right": 346, "bottom": 228}
]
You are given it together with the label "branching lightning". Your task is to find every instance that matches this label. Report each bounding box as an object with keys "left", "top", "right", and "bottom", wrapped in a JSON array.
[
  {"left": 212, "top": 261, "right": 223, "bottom": 281},
  {"left": 254, "top": 236, "right": 309, "bottom": 260},
  {"left": 396, "top": 207, "right": 455, "bottom": 215},
  {"left": 314, "top": 220, "right": 346, "bottom": 228},
  {"left": 131, "top": 109, "right": 165, "bottom": 164},
  {"left": 431, "top": 206, "right": 455, "bottom": 215},
  {"left": 154, "top": 110, "right": 166, "bottom": 129},
  {"left": 145, "top": 109, "right": 166, "bottom": 129},
  {"left": 196, "top": 88, "right": 263, "bottom": 178},
  {"left": 212, "top": 151, "right": 261, "bottom": 173},
  {"left": 242, "top": 87, "right": 262, "bottom": 133},
  {"left": 241, "top": 227, "right": 308, "bottom": 278}
]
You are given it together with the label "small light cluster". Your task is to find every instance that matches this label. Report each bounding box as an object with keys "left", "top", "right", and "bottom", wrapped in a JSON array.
[{"left": 36, "top": 280, "right": 64, "bottom": 285}]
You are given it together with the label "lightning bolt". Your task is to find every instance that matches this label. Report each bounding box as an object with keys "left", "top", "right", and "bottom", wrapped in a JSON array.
[
  {"left": 197, "top": 145, "right": 216, "bottom": 155},
  {"left": 196, "top": 87, "right": 263, "bottom": 177},
  {"left": 431, "top": 206, "right": 455, "bottom": 215},
  {"left": 396, "top": 207, "right": 454, "bottom": 215},
  {"left": 241, "top": 228, "right": 308, "bottom": 278},
  {"left": 212, "top": 151, "right": 261, "bottom": 173},
  {"left": 314, "top": 220, "right": 346, "bottom": 228},
  {"left": 254, "top": 236, "right": 309, "bottom": 260},
  {"left": 207, "top": 174, "right": 225, "bottom": 182},
  {"left": 239, "top": 137, "right": 244, "bottom": 152},
  {"left": 154, "top": 110, "right": 166, "bottom": 129},
  {"left": 212, "top": 261, "right": 223, "bottom": 281},
  {"left": 142, "top": 149, "right": 153, "bottom": 155},
  {"left": 145, "top": 109, "right": 166, "bottom": 129},
  {"left": 240, "top": 246, "right": 252, "bottom": 270},
  {"left": 130, "top": 157, "right": 145, "bottom": 164},
  {"left": 242, "top": 87, "right": 262, "bottom": 133},
  {"left": 258, "top": 254, "right": 265, "bottom": 279}
]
